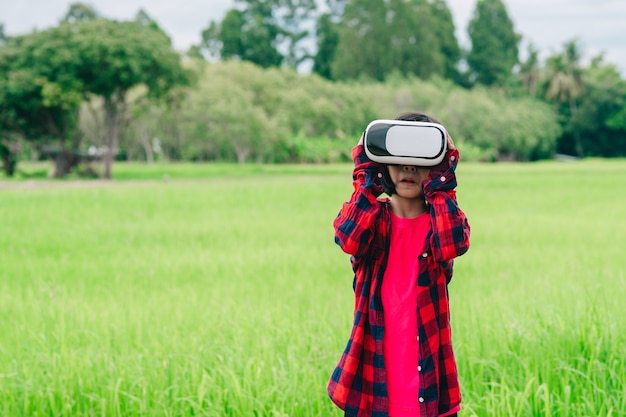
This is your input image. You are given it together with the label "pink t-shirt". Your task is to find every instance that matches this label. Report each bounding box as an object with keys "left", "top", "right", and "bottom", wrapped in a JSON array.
[{"left": 382, "top": 212, "right": 460, "bottom": 417}]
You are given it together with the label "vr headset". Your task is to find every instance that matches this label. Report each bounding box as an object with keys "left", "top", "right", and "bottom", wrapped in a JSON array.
[{"left": 363, "top": 119, "right": 447, "bottom": 166}]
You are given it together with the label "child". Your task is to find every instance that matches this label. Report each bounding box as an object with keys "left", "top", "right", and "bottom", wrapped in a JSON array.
[{"left": 327, "top": 112, "right": 471, "bottom": 417}]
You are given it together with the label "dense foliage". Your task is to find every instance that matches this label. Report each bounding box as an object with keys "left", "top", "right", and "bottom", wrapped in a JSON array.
[
  {"left": 0, "top": 6, "right": 187, "bottom": 178},
  {"left": 1, "top": 0, "right": 625, "bottom": 177},
  {"left": 163, "top": 61, "right": 560, "bottom": 163}
]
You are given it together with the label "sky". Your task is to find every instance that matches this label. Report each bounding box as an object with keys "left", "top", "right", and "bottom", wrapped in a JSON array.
[{"left": 1, "top": 0, "right": 625, "bottom": 75}]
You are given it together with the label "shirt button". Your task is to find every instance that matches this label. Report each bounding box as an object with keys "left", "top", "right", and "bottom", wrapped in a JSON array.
[
  {"left": 450, "top": 156, "right": 455, "bottom": 161},
  {"left": 421, "top": 252, "right": 428, "bottom": 258},
  {"left": 418, "top": 397, "right": 425, "bottom": 403},
  {"left": 417, "top": 366, "right": 422, "bottom": 372},
  {"left": 440, "top": 176, "right": 446, "bottom": 182},
  {"left": 377, "top": 172, "right": 383, "bottom": 178}
]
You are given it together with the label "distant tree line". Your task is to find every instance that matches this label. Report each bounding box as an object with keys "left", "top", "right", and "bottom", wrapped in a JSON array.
[
  {"left": 197, "top": 0, "right": 626, "bottom": 158},
  {"left": 0, "top": 0, "right": 625, "bottom": 178}
]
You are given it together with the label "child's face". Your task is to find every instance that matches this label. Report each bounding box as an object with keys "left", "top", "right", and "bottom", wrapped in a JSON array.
[{"left": 387, "top": 165, "right": 430, "bottom": 200}]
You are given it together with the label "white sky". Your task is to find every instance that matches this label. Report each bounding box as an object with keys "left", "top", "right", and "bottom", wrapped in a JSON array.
[{"left": 1, "top": 0, "right": 625, "bottom": 74}]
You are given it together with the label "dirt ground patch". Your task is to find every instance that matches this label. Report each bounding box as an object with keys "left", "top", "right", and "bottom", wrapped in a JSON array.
[{"left": 0, "top": 180, "right": 151, "bottom": 189}]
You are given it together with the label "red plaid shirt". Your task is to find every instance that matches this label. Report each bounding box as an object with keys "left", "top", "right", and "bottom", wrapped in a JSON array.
[{"left": 328, "top": 144, "right": 471, "bottom": 417}]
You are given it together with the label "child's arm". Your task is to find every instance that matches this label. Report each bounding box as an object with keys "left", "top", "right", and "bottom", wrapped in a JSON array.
[
  {"left": 423, "top": 144, "right": 471, "bottom": 262},
  {"left": 333, "top": 142, "right": 384, "bottom": 257}
]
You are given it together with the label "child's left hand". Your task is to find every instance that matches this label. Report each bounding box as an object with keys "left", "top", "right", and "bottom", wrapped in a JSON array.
[
  {"left": 447, "top": 134, "right": 456, "bottom": 152},
  {"left": 428, "top": 134, "right": 458, "bottom": 180}
]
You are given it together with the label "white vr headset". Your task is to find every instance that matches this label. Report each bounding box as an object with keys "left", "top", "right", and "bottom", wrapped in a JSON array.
[{"left": 363, "top": 119, "right": 448, "bottom": 166}]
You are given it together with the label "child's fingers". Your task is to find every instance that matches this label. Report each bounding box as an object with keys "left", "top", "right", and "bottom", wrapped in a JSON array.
[{"left": 447, "top": 134, "right": 456, "bottom": 151}]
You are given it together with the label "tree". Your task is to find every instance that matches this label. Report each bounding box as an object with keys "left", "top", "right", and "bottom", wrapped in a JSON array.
[
  {"left": 467, "top": 0, "right": 520, "bottom": 86},
  {"left": 545, "top": 48, "right": 626, "bottom": 158},
  {"left": 70, "top": 19, "right": 188, "bottom": 178},
  {"left": 200, "top": 0, "right": 316, "bottom": 69},
  {"left": 271, "top": 0, "right": 317, "bottom": 67},
  {"left": 331, "top": 0, "right": 389, "bottom": 80},
  {"left": 177, "top": 62, "right": 287, "bottom": 163},
  {"left": 202, "top": 8, "right": 283, "bottom": 68},
  {"left": 0, "top": 22, "right": 18, "bottom": 176},
  {"left": 331, "top": 0, "right": 446, "bottom": 81},
  {"left": 580, "top": 60, "right": 626, "bottom": 156},
  {"left": 0, "top": 25, "right": 85, "bottom": 177},
  {"left": 0, "top": 137, "right": 20, "bottom": 176},
  {"left": 430, "top": 0, "right": 462, "bottom": 82},
  {"left": 0, "top": 107, "right": 21, "bottom": 176},
  {"left": 62, "top": 2, "right": 99, "bottom": 23},
  {"left": 392, "top": 0, "right": 445, "bottom": 79},
  {"left": 0, "top": 6, "right": 188, "bottom": 178},
  {"left": 214, "top": 10, "right": 246, "bottom": 59},
  {"left": 312, "top": 0, "right": 347, "bottom": 79},
  {"left": 135, "top": 8, "right": 163, "bottom": 32},
  {"left": 518, "top": 43, "right": 540, "bottom": 97},
  {"left": 541, "top": 39, "right": 584, "bottom": 156},
  {"left": 312, "top": 12, "right": 339, "bottom": 79}
]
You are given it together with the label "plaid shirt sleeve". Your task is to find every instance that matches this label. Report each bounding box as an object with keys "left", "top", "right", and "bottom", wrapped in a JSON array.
[
  {"left": 333, "top": 144, "right": 385, "bottom": 258},
  {"left": 423, "top": 148, "right": 471, "bottom": 262},
  {"left": 329, "top": 144, "right": 389, "bottom": 416}
]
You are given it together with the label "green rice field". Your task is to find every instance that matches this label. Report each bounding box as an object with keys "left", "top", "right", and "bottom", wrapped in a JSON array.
[{"left": 1, "top": 160, "right": 625, "bottom": 416}]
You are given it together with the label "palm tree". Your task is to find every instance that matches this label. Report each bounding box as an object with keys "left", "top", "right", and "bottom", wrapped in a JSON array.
[
  {"left": 519, "top": 43, "right": 540, "bottom": 97},
  {"left": 543, "top": 39, "right": 584, "bottom": 156}
]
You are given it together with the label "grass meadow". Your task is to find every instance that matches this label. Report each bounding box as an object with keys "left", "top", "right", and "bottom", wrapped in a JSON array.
[{"left": 1, "top": 160, "right": 625, "bottom": 416}]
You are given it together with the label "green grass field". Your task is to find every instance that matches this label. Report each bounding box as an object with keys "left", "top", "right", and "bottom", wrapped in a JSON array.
[{"left": 1, "top": 160, "right": 625, "bottom": 416}]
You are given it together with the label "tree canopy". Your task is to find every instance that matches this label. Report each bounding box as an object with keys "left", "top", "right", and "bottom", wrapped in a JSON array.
[
  {"left": 312, "top": 12, "right": 339, "bottom": 79},
  {"left": 71, "top": 18, "right": 188, "bottom": 178},
  {"left": 200, "top": 0, "right": 316, "bottom": 68},
  {"left": 0, "top": 24, "right": 84, "bottom": 176},
  {"left": 467, "top": 0, "right": 520, "bottom": 86},
  {"left": 0, "top": 10, "right": 188, "bottom": 177},
  {"left": 329, "top": 0, "right": 454, "bottom": 81}
]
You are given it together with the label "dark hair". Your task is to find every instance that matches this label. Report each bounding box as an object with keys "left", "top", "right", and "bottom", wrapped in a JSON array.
[{"left": 380, "top": 111, "right": 439, "bottom": 196}]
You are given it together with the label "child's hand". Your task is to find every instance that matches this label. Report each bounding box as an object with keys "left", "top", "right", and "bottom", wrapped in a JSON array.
[
  {"left": 358, "top": 133, "right": 364, "bottom": 146},
  {"left": 429, "top": 133, "right": 458, "bottom": 177},
  {"left": 447, "top": 134, "right": 456, "bottom": 151}
]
